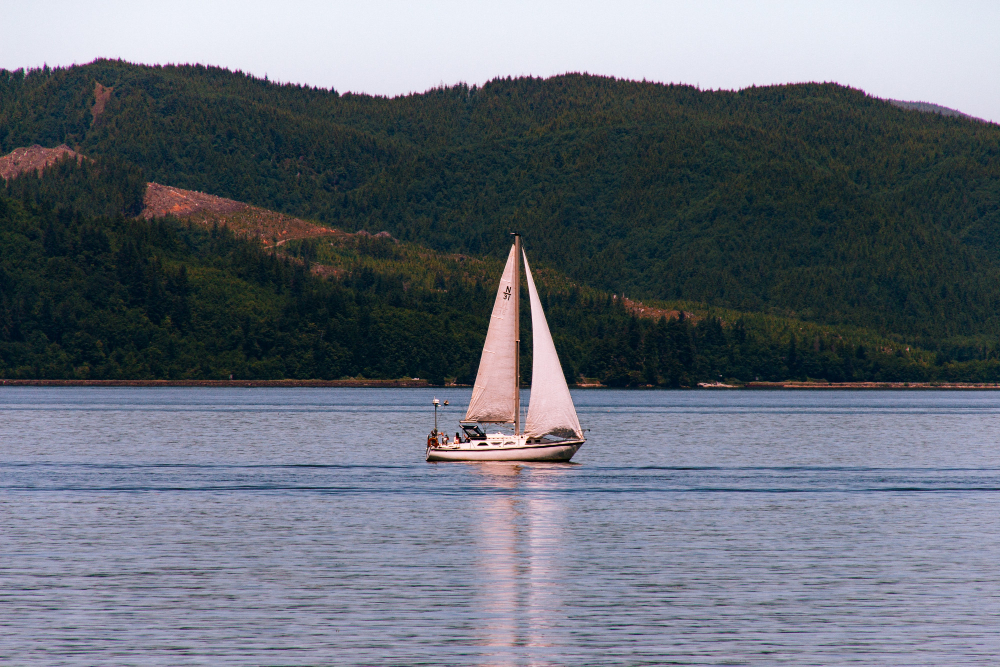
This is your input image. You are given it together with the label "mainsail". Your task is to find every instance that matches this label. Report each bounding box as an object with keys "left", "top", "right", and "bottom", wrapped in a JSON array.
[
  {"left": 464, "top": 246, "right": 519, "bottom": 423},
  {"left": 523, "top": 252, "right": 584, "bottom": 440}
]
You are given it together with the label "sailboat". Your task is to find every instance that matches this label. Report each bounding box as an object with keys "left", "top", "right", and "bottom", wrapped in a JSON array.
[{"left": 426, "top": 233, "right": 585, "bottom": 462}]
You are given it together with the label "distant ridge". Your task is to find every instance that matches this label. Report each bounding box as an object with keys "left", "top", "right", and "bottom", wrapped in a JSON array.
[
  {"left": 886, "top": 99, "right": 981, "bottom": 121},
  {"left": 5, "top": 62, "right": 1000, "bottom": 342}
]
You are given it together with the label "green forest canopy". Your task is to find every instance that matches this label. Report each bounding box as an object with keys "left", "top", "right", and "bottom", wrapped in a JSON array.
[
  {"left": 4, "top": 159, "right": 1000, "bottom": 384},
  {"left": 3, "top": 60, "right": 1000, "bottom": 344}
]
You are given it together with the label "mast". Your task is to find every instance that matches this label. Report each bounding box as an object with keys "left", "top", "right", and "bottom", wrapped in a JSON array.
[{"left": 512, "top": 232, "right": 521, "bottom": 436}]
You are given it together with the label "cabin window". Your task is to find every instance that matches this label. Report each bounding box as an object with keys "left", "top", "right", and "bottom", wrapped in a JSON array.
[{"left": 461, "top": 424, "right": 486, "bottom": 440}]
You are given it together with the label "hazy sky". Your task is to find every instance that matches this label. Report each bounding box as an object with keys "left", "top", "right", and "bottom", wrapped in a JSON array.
[{"left": 3, "top": 0, "right": 998, "bottom": 122}]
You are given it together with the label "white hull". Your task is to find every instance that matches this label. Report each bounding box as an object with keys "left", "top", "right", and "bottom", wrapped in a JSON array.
[{"left": 426, "top": 440, "right": 583, "bottom": 462}]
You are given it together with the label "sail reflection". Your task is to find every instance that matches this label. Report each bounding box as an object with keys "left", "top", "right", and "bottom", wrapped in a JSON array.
[{"left": 471, "top": 463, "right": 571, "bottom": 666}]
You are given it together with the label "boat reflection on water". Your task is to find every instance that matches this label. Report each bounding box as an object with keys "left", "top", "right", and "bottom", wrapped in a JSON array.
[{"left": 470, "top": 462, "right": 572, "bottom": 665}]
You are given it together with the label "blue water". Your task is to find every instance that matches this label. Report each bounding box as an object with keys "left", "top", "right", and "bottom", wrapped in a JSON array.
[{"left": 2, "top": 388, "right": 1000, "bottom": 665}]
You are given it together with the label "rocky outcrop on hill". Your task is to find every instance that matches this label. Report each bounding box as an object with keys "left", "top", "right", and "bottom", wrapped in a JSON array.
[
  {"left": 0, "top": 144, "right": 81, "bottom": 180},
  {"left": 141, "top": 182, "right": 342, "bottom": 246},
  {"left": 91, "top": 82, "right": 113, "bottom": 123},
  {"left": 1, "top": 144, "right": 343, "bottom": 247},
  {"left": 619, "top": 295, "right": 696, "bottom": 322}
]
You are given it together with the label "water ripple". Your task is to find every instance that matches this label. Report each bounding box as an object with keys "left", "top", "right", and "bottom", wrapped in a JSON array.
[{"left": 3, "top": 388, "right": 1000, "bottom": 665}]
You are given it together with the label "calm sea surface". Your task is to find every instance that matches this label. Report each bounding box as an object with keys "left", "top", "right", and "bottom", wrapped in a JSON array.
[{"left": 2, "top": 388, "right": 1000, "bottom": 665}]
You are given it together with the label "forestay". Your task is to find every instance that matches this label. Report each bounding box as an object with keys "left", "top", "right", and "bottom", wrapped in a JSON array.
[
  {"left": 464, "top": 246, "right": 519, "bottom": 423},
  {"left": 523, "top": 252, "right": 584, "bottom": 440}
]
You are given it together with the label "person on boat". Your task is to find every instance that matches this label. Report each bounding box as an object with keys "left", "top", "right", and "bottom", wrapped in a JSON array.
[
  {"left": 427, "top": 432, "right": 437, "bottom": 448},
  {"left": 454, "top": 432, "right": 461, "bottom": 445}
]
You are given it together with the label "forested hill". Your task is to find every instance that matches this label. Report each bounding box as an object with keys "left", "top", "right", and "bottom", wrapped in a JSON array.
[
  {"left": 2, "top": 60, "right": 1000, "bottom": 343},
  {"left": 6, "top": 159, "right": 1000, "bottom": 385}
]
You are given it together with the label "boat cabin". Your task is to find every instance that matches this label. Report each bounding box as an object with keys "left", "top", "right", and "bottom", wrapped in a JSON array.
[{"left": 460, "top": 422, "right": 487, "bottom": 440}]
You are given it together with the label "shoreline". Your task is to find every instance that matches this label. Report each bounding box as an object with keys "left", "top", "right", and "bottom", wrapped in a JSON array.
[
  {"left": 2, "top": 379, "right": 1000, "bottom": 389},
  {"left": 742, "top": 381, "right": 1000, "bottom": 390},
  {"left": 0, "top": 379, "right": 432, "bottom": 388}
]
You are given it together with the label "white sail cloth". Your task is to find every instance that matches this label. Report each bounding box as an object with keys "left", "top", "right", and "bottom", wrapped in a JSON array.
[
  {"left": 523, "top": 252, "right": 584, "bottom": 440},
  {"left": 464, "top": 246, "right": 518, "bottom": 423}
]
